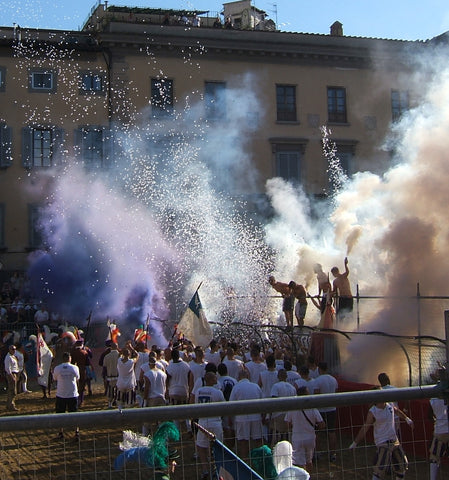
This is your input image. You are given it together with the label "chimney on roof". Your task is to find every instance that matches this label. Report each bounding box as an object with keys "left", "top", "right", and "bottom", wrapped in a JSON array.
[{"left": 330, "top": 21, "right": 343, "bottom": 36}]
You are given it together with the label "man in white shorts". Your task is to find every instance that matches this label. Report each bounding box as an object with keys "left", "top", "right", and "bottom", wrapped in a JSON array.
[
  {"left": 103, "top": 342, "right": 119, "bottom": 408},
  {"left": 166, "top": 348, "right": 191, "bottom": 405},
  {"left": 313, "top": 362, "right": 338, "bottom": 462},
  {"left": 229, "top": 369, "right": 263, "bottom": 460},
  {"left": 195, "top": 371, "right": 225, "bottom": 480},
  {"left": 270, "top": 369, "right": 297, "bottom": 445},
  {"left": 285, "top": 386, "right": 325, "bottom": 472}
]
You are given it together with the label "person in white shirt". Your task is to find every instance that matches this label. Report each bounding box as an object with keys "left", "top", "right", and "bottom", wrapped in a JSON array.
[
  {"left": 222, "top": 347, "right": 246, "bottom": 380},
  {"left": 155, "top": 349, "right": 169, "bottom": 371},
  {"left": 34, "top": 305, "right": 49, "bottom": 325},
  {"left": 258, "top": 355, "right": 279, "bottom": 398},
  {"left": 307, "top": 356, "right": 319, "bottom": 379},
  {"left": 429, "top": 396, "right": 449, "bottom": 480},
  {"left": 245, "top": 348, "right": 267, "bottom": 384},
  {"left": 350, "top": 399, "right": 413, "bottom": 480},
  {"left": 189, "top": 346, "right": 208, "bottom": 402},
  {"left": 204, "top": 339, "right": 222, "bottom": 366},
  {"left": 143, "top": 356, "right": 167, "bottom": 406},
  {"left": 191, "top": 363, "right": 218, "bottom": 398},
  {"left": 285, "top": 386, "right": 325, "bottom": 471},
  {"left": 53, "top": 352, "right": 80, "bottom": 438},
  {"left": 378, "top": 372, "right": 400, "bottom": 434},
  {"left": 313, "top": 362, "right": 339, "bottom": 462},
  {"left": 15, "top": 343, "right": 31, "bottom": 393},
  {"left": 229, "top": 369, "right": 263, "bottom": 460},
  {"left": 134, "top": 342, "right": 149, "bottom": 391},
  {"left": 195, "top": 371, "right": 225, "bottom": 478},
  {"left": 116, "top": 344, "right": 138, "bottom": 409},
  {"left": 294, "top": 366, "right": 315, "bottom": 394},
  {"left": 103, "top": 342, "right": 120, "bottom": 408},
  {"left": 270, "top": 369, "right": 297, "bottom": 445},
  {"left": 284, "top": 359, "right": 300, "bottom": 386},
  {"left": 217, "top": 362, "right": 237, "bottom": 445},
  {"left": 4, "top": 344, "right": 20, "bottom": 411},
  {"left": 166, "top": 348, "right": 191, "bottom": 405},
  {"left": 142, "top": 356, "right": 168, "bottom": 436}
]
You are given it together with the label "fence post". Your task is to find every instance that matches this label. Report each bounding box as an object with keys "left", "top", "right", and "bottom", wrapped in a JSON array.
[{"left": 417, "top": 282, "right": 422, "bottom": 385}]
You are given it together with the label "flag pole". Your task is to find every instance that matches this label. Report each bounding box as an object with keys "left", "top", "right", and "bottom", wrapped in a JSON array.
[
  {"left": 84, "top": 310, "right": 93, "bottom": 345},
  {"left": 145, "top": 313, "right": 150, "bottom": 350},
  {"left": 35, "top": 323, "right": 41, "bottom": 377}
]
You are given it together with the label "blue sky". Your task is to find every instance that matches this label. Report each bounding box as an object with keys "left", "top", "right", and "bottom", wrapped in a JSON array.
[{"left": 1, "top": 0, "right": 449, "bottom": 41}]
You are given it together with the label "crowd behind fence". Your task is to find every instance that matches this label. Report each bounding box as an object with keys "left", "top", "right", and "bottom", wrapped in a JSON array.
[{"left": 0, "top": 384, "right": 447, "bottom": 480}]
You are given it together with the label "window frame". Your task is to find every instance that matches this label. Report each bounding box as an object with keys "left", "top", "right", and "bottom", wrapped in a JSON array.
[
  {"left": 32, "top": 128, "right": 53, "bottom": 167},
  {"left": 391, "top": 89, "right": 409, "bottom": 122},
  {"left": 270, "top": 139, "right": 308, "bottom": 184},
  {"left": 29, "top": 69, "right": 57, "bottom": 93},
  {"left": 276, "top": 84, "right": 297, "bottom": 122},
  {"left": 0, "top": 123, "right": 12, "bottom": 168},
  {"left": 276, "top": 150, "right": 301, "bottom": 182},
  {"left": 0, "top": 66, "right": 5, "bottom": 92},
  {"left": 204, "top": 81, "right": 227, "bottom": 121},
  {"left": 28, "top": 204, "right": 43, "bottom": 249},
  {"left": 0, "top": 203, "right": 4, "bottom": 248},
  {"left": 327, "top": 86, "right": 347, "bottom": 124},
  {"left": 79, "top": 71, "right": 105, "bottom": 95},
  {"left": 75, "top": 126, "right": 112, "bottom": 168},
  {"left": 22, "top": 125, "right": 64, "bottom": 169},
  {"left": 150, "top": 77, "right": 174, "bottom": 117}
]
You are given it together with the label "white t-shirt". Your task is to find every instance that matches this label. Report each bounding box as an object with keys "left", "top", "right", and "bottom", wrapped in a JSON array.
[
  {"left": 286, "top": 370, "right": 301, "bottom": 386},
  {"left": 370, "top": 403, "right": 397, "bottom": 445},
  {"left": 285, "top": 408, "right": 323, "bottom": 441},
  {"left": 103, "top": 350, "right": 119, "bottom": 377},
  {"left": 204, "top": 350, "right": 222, "bottom": 366},
  {"left": 144, "top": 367, "right": 167, "bottom": 399},
  {"left": 53, "top": 362, "right": 80, "bottom": 398},
  {"left": 15, "top": 350, "right": 25, "bottom": 371},
  {"left": 139, "top": 362, "right": 150, "bottom": 381},
  {"left": 135, "top": 352, "right": 149, "bottom": 377},
  {"left": 313, "top": 373, "right": 338, "bottom": 412},
  {"left": 275, "top": 359, "right": 284, "bottom": 371},
  {"left": 245, "top": 361, "right": 268, "bottom": 384},
  {"left": 294, "top": 377, "right": 316, "bottom": 394},
  {"left": 259, "top": 370, "right": 279, "bottom": 398},
  {"left": 270, "top": 381, "right": 297, "bottom": 418},
  {"left": 196, "top": 385, "right": 225, "bottom": 427},
  {"left": 223, "top": 358, "right": 245, "bottom": 380},
  {"left": 189, "top": 361, "right": 207, "bottom": 384},
  {"left": 116, "top": 358, "right": 137, "bottom": 390},
  {"left": 271, "top": 381, "right": 297, "bottom": 398},
  {"left": 166, "top": 360, "right": 191, "bottom": 397},
  {"left": 229, "top": 378, "right": 262, "bottom": 422},
  {"left": 4, "top": 352, "right": 19, "bottom": 375}
]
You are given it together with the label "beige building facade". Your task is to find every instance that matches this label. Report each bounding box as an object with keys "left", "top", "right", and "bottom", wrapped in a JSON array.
[{"left": 0, "top": 2, "right": 439, "bottom": 271}]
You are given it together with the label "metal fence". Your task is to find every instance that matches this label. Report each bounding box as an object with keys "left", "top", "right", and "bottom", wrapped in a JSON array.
[{"left": 0, "top": 384, "right": 447, "bottom": 480}]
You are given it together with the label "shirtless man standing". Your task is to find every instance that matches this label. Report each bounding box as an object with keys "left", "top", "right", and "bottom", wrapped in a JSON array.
[
  {"left": 268, "top": 276, "right": 294, "bottom": 328},
  {"left": 288, "top": 281, "right": 308, "bottom": 327},
  {"left": 313, "top": 264, "right": 332, "bottom": 313},
  {"left": 331, "top": 257, "right": 353, "bottom": 320}
]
